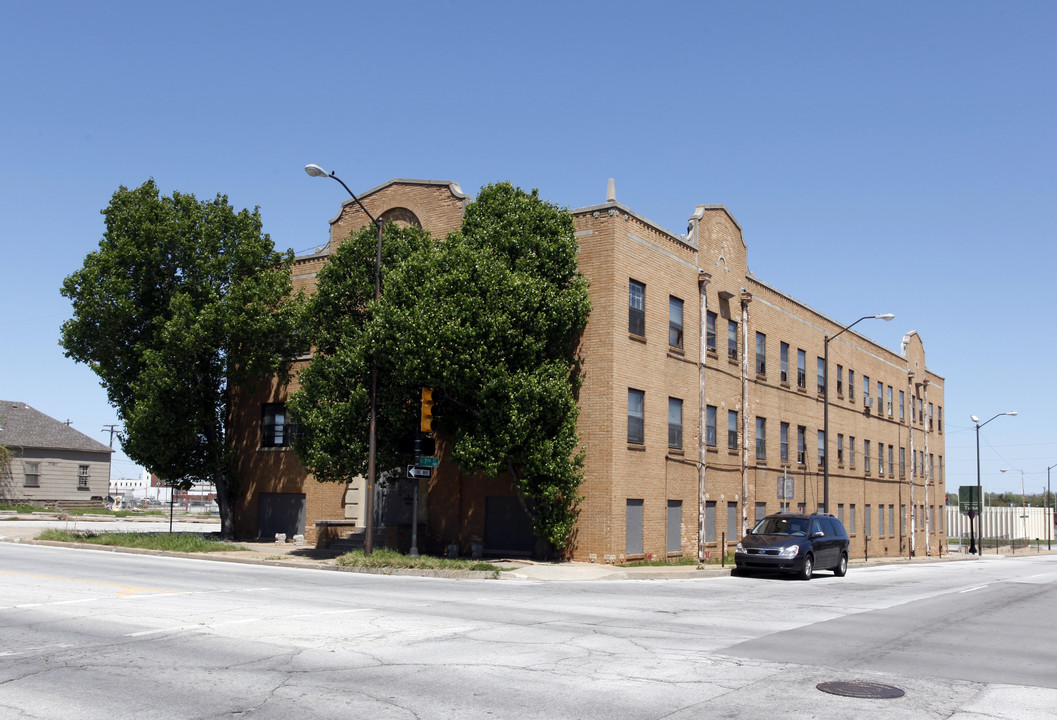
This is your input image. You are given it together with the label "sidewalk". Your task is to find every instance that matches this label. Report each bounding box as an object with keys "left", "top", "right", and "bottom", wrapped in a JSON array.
[{"left": 2, "top": 512, "right": 1049, "bottom": 581}]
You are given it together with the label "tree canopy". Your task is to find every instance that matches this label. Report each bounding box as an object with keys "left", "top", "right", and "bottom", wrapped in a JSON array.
[
  {"left": 60, "top": 179, "right": 302, "bottom": 537},
  {"left": 291, "top": 183, "right": 591, "bottom": 555}
]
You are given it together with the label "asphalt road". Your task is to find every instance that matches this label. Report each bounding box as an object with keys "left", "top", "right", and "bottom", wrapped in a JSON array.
[{"left": 1, "top": 543, "right": 1055, "bottom": 719}]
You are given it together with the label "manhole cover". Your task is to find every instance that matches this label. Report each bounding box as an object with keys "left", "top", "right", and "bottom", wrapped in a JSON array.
[{"left": 816, "top": 681, "right": 905, "bottom": 699}]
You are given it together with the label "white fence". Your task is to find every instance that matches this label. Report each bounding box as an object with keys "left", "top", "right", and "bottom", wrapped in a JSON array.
[{"left": 946, "top": 505, "right": 1055, "bottom": 543}]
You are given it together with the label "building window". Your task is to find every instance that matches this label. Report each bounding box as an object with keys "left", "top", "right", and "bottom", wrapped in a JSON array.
[
  {"left": 887, "top": 385, "right": 893, "bottom": 416},
  {"left": 837, "top": 434, "right": 844, "bottom": 465},
  {"left": 849, "top": 436, "right": 856, "bottom": 467},
  {"left": 864, "top": 440, "right": 871, "bottom": 473},
  {"left": 755, "top": 417, "right": 766, "bottom": 461},
  {"left": 796, "top": 426, "right": 806, "bottom": 465},
  {"left": 628, "top": 280, "right": 645, "bottom": 336},
  {"left": 24, "top": 461, "right": 40, "bottom": 488},
  {"left": 728, "top": 321, "right": 738, "bottom": 360},
  {"left": 77, "top": 464, "right": 89, "bottom": 489},
  {"left": 668, "top": 296, "right": 684, "bottom": 349},
  {"left": 928, "top": 402, "right": 934, "bottom": 430},
  {"left": 938, "top": 406, "right": 943, "bottom": 432},
  {"left": 797, "top": 349, "right": 806, "bottom": 389},
  {"left": 668, "top": 397, "right": 683, "bottom": 449},
  {"left": 780, "top": 342, "right": 789, "bottom": 383},
  {"left": 879, "top": 505, "right": 886, "bottom": 536},
  {"left": 817, "top": 430, "right": 825, "bottom": 466},
  {"left": 863, "top": 375, "right": 870, "bottom": 405},
  {"left": 889, "top": 504, "right": 895, "bottom": 536},
  {"left": 706, "top": 312, "right": 717, "bottom": 352},
  {"left": 755, "top": 332, "right": 766, "bottom": 375},
  {"left": 627, "top": 389, "right": 644, "bottom": 445},
  {"left": 899, "top": 390, "right": 905, "bottom": 420},
  {"left": 849, "top": 504, "right": 856, "bottom": 534},
  {"left": 836, "top": 364, "right": 844, "bottom": 396},
  {"left": 780, "top": 422, "right": 789, "bottom": 463},
  {"left": 706, "top": 405, "right": 717, "bottom": 447},
  {"left": 865, "top": 504, "right": 872, "bottom": 538},
  {"left": 817, "top": 357, "right": 825, "bottom": 394},
  {"left": 848, "top": 370, "right": 855, "bottom": 402},
  {"left": 887, "top": 445, "right": 894, "bottom": 476},
  {"left": 705, "top": 500, "right": 717, "bottom": 543},
  {"left": 667, "top": 500, "right": 682, "bottom": 553},
  {"left": 755, "top": 502, "right": 767, "bottom": 525},
  {"left": 728, "top": 502, "right": 738, "bottom": 539},
  {"left": 837, "top": 503, "right": 845, "bottom": 524},
  {"left": 261, "top": 403, "right": 298, "bottom": 448},
  {"left": 900, "top": 446, "right": 906, "bottom": 477},
  {"left": 877, "top": 381, "right": 884, "bottom": 412},
  {"left": 728, "top": 410, "right": 738, "bottom": 450}
]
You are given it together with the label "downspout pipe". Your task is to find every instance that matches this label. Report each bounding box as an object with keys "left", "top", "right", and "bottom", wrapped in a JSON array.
[{"left": 697, "top": 272, "right": 711, "bottom": 562}]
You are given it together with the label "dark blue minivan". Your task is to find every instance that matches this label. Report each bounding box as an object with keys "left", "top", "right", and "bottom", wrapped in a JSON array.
[{"left": 734, "top": 513, "right": 850, "bottom": 580}]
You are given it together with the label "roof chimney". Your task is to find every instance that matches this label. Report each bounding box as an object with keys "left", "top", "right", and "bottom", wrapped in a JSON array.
[{"left": 606, "top": 178, "right": 616, "bottom": 203}]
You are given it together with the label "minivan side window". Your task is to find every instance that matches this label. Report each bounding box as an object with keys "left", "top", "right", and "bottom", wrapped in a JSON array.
[
  {"left": 822, "top": 517, "right": 842, "bottom": 537},
  {"left": 810, "top": 519, "right": 823, "bottom": 536}
]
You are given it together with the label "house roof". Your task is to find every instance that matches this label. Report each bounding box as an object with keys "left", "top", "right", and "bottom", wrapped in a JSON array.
[{"left": 0, "top": 401, "right": 113, "bottom": 454}]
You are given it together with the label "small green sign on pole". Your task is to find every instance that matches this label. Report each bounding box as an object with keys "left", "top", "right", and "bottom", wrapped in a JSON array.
[{"left": 959, "top": 485, "right": 980, "bottom": 515}]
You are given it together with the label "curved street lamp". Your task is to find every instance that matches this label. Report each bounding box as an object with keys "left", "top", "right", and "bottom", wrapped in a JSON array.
[
  {"left": 305, "top": 163, "right": 385, "bottom": 555},
  {"left": 970, "top": 411, "right": 1017, "bottom": 554},
  {"left": 823, "top": 313, "right": 894, "bottom": 513}
]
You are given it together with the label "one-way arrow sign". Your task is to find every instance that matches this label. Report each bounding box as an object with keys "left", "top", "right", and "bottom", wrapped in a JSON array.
[{"left": 407, "top": 465, "right": 433, "bottom": 479}]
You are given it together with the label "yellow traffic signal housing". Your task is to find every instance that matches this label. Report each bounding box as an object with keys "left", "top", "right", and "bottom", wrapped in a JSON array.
[{"left": 420, "top": 387, "right": 434, "bottom": 433}]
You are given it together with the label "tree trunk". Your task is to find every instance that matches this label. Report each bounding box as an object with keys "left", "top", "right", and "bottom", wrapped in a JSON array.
[{"left": 213, "top": 468, "right": 237, "bottom": 540}]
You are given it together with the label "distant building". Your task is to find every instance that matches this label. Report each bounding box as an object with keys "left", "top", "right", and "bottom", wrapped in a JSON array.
[
  {"left": 0, "top": 400, "right": 112, "bottom": 508},
  {"left": 231, "top": 180, "right": 946, "bottom": 561}
]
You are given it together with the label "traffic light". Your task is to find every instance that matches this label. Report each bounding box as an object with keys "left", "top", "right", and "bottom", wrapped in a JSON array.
[{"left": 420, "top": 387, "right": 434, "bottom": 433}]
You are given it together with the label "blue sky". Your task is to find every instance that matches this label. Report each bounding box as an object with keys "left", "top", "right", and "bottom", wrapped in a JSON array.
[{"left": 3, "top": 1, "right": 1054, "bottom": 496}]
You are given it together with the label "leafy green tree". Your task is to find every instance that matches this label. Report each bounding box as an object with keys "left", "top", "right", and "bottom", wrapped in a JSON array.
[
  {"left": 292, "top": 182, "right": 590, "bottom": 557},
  {"left": 289, "top": 222, "right": 433, "bottom": 484},
  {"left": 60, "top": 180, "right": 302, "bottom": 538}
]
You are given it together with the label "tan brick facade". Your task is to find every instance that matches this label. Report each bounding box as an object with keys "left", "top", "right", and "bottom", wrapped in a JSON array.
[{"left": 233, "top": 179, "right": 946, "bottom": 561}]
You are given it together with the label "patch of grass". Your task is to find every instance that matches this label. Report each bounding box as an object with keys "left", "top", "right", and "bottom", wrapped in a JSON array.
[
  {"left": 623, "top": 556, "right": 702, "bottom": 567},
  {"left": 0, "top": 504, "right": 46, "bottom": 514},
  {"left": 36, "top": 529, "right": 248, "bottom": 553},
  {"left": 336, "top": 548, "right": 500, "bottom": 573}
]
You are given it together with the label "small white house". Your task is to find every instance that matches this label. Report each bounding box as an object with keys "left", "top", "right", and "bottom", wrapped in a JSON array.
[{"left": 0, "top": 400, "right": 113, "bottom": 508}]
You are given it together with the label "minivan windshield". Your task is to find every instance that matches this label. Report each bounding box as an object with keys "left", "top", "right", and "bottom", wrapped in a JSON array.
[{"left": 752, "top": 516, "right": 809, "bottom": 536}]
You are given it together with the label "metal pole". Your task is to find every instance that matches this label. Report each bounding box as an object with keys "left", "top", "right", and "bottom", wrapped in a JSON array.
[
  {"left": 822, "top": 314, "right": 892, "bottom": 516},
  {"left": 823, "top": 336, "right": 830, "bottom": 513},
  {"left": 363, "top": 217, "right": 384, "bottom": 556},
  {"left": 306, "top": 166, "right": 384, "bottom": 556},
  {"left": 1048, "top": 463, "right": 1054, "bottom": 551},
  {"left": 972, "top": 422, "right": 980, "bottom": 555}
]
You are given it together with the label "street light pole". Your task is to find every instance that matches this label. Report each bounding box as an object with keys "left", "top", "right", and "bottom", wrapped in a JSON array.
[
  {"left": 823, "top": 313, "right": 893, "bottom": 513},
  {"left": 1048, "top": 463, "right": 1056, "bottom": 551},
  {"left": 305, "top": 163, "right": 384, "bottom": 555},
  {"left": 971, "top": 411, "right": 1017, "bottom": 555},
  {"left": 1001, "top": 467, "right": 1028, "bottom": 545}
]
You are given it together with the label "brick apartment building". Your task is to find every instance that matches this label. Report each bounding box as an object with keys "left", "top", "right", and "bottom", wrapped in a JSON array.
[{"left": 232, "top": 179, "right": 946, "bottom": 562}]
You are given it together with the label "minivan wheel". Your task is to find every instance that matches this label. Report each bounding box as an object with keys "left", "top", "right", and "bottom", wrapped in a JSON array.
[
  {"left": 834, "top": 552, "right": 848, "bottom": 577},
  {"left": 799, "top": 554, "right": 813, "bottom": 581}
]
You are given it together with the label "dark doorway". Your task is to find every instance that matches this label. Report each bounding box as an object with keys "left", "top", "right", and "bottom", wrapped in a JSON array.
[
  {"left": 484, "top": 496, "right": 535, "bottom": 555},
  {"left": 257, "top": 492, "right": 306, "bottom": 539}
]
